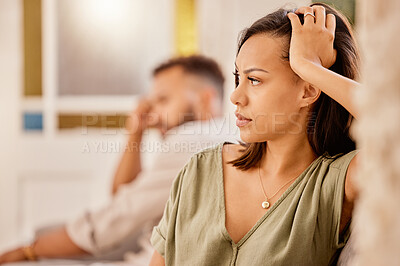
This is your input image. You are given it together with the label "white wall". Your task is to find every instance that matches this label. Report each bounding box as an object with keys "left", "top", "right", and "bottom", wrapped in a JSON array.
[
  {"left": 197, "top": 0, "right": 310, "bottom": 115},
  {"left": 0, "top": 0, "right": 22, "bottom": 251}
]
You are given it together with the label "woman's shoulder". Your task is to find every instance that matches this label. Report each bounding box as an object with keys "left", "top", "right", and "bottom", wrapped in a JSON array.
[
  {"left": 177, "top": 141, "right": 243, "bottom": 186},
  {"left": 322, "top": 149, "right": 360, "bottom": 170},
  {"left": 169, "top": 142, "right": 225, "bottom": 199},
  {"left": 190, "top": 141, "right": 241, "bottom": 162},
  {"left": 221, "top": 142, "right": 243, "bottom": 163},
  {"left": 179, "top": 142, "right": 227, "bottom": 176},
  {"left": 317, "top": 149, "right": 360, "bottom": 192},
  {"left": 189, "top": 142, "right": 223, "bottom": 163}
]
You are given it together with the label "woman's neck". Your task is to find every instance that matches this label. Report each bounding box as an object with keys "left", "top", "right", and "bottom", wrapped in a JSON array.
[{"left": 259, "top": 133, "right": 317, "bottom": 178}]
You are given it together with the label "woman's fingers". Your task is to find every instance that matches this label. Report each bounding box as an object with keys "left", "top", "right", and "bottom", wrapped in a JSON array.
[
  {"left": 295, "top": 5, "right": 331, "bottom": 29},
  {"left": 294, "top": 6, "right": 311, "bottom": 15},
  {"left": 312, "top": 5, "right": 326, "bottom": 28},
  {"left": 295, "top": 5, "right": 336, "bottom": 36},
  {"left": 287, "top": 12, "right": 301, "bottom": 32},
  {"left": 326, "top": 13, "right": 336, "bottom": 35},
  {"left": 295, "top": 6, "right": 315, "bottom": 26}
]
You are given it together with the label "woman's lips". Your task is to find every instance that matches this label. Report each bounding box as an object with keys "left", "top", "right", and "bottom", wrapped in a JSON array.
[{"left": 235, "top": 112, "right": 252, "bottom": 127}]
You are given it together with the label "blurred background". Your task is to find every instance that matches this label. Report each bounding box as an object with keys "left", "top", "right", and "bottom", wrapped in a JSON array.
[{"left": 0, "top": 0, "right": 356, "bottom": 252}]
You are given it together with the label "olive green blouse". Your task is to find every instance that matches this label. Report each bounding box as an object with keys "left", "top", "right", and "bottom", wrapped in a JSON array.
[{"left": 151, "top": 142, "right": 358, "bottom": 266}]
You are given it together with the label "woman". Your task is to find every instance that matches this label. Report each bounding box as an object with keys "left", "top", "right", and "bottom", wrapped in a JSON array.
[{"left": 150, "top": 3, "right": 360, "bottom": 265}]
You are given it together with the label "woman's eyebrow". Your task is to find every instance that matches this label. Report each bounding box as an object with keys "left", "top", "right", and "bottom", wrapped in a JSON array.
[
  {"left": 243, "top": 68, "right": 269, "bottom": 74},
  {"left": 234, "top": 63, "right": 269, "bottom": 74}
]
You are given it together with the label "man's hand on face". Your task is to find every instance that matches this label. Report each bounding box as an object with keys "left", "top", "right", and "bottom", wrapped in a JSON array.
[
  {"left": 0, "top": 247, "right": 27, "bottom": 264},
  {"left": 126, "top": 98, "right": 156, "bottom": 138}
]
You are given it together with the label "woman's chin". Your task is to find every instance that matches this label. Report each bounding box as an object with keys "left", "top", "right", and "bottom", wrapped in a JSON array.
[{"left": 239, "top": 131, "right": 268, "bottom": 143}]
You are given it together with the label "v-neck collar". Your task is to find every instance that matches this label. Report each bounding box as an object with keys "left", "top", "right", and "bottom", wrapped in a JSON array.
[{"left": 217, "top": 142, "right": 325, "bottom": 247}]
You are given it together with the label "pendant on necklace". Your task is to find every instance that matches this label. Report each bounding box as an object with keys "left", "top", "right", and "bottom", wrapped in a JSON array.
[{"left": 262, "top": 201, "right": 270, "bottom": 209}]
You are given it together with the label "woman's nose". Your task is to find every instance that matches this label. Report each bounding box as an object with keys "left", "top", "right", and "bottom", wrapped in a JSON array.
[{"left": 230, "top": 84, "right": 248, "bottom": 106}]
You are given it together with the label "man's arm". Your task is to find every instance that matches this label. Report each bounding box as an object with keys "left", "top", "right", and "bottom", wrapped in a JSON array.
[
  {"left": 0, "top": 227, "right": 87, "bottom": 263},
  {"left": 33, "top": 227, "right": 88, "bottom": 257},
  {"left": 111, "top": 133, "right": 142, "bottom": 195},
  {"left": 111, "top": 99, "right": 153, "bottom": 195}
]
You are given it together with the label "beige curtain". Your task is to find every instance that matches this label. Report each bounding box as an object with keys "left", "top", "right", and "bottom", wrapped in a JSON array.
[{"left": 353, "top": 0, "right": 400, "bottom": 265}]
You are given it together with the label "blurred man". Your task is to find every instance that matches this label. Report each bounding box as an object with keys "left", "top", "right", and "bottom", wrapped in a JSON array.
[{"left": 0, "top": 56, "right": 237, "bottom": 265}]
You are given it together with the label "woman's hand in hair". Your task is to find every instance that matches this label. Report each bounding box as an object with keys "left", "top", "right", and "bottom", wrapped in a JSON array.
[
  {"left": 287, "top": 5, "right": 360, "bottom": 119},
  {"left": 287, "top": 5, "right": 337, "bottom": 75}
]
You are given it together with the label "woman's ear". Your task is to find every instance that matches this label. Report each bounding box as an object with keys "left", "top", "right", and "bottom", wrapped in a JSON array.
[{"left": 301, "top": 83, "right": 321, "bottom": 107}]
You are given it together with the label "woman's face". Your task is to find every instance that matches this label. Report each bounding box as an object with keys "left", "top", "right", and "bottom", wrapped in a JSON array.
[{"left": 231, "top": 34, "right": 307, "bottom": 143}]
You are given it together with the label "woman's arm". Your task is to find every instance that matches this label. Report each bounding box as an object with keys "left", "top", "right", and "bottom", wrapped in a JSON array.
[
  {"left": 288, "top": 6, "right": 362, "bottom": 227},
  {"left": 149, "top": 250, "right": 166, "bottom": 266},
  {"left": 287, "top": 5, "right": 360, "bottom": 119},
  {"left": 340, "top": 153, "right": 359, "bottom": 233},
  {"left": 294, "top": 60, "right": 360, "bottom": 119}
]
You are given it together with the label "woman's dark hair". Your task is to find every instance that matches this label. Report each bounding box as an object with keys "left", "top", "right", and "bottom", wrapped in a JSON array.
[{"left": 229, "top": 3, "right": 360, "bottom": 170}]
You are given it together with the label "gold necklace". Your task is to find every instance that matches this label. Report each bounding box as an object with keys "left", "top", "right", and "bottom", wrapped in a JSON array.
[{"left": 258, "top": 165, "right": 299, "bottom": 209}]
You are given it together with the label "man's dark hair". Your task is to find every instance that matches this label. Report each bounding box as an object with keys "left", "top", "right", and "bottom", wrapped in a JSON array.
[{"left": 153, "top": 55, "right": 225, "bottom": 99}]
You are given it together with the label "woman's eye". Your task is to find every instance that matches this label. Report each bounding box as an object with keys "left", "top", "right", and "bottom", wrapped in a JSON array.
[
  {"left": 248, "top": 77, "right": 260, "bottom": 86},
  {"left": 233, "top": 71, "right": 240, "bottom": 87}
]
